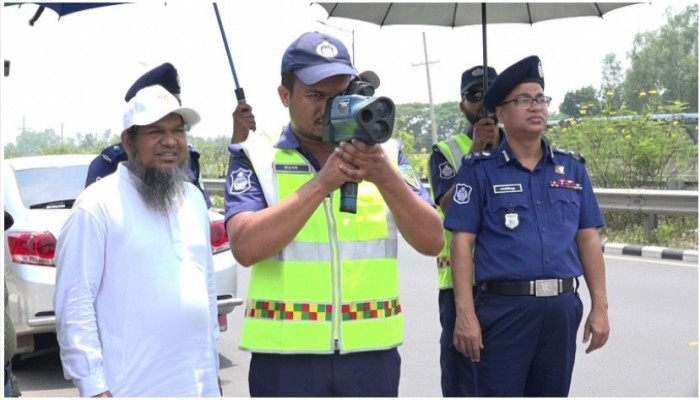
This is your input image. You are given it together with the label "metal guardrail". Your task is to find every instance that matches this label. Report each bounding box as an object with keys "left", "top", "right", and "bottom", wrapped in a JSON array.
[
  {"left": 204, "top": 179, "right": 698, "bottom": 216},
  {"left": 594, "top": 188, "right": 698, "bottom": 215}
]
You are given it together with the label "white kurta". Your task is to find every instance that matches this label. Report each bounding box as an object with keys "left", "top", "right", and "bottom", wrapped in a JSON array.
[{"left": 54, "top": 164, "right": 220, "bottom": 397}]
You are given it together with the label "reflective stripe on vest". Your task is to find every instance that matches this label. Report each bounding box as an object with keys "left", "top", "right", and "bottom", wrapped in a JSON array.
[
  {"left": 432, "top": 134, "right": 472, "bottom": 289},
  {"left": 239, "top": 138, "right": 403, "bottom": 354}
]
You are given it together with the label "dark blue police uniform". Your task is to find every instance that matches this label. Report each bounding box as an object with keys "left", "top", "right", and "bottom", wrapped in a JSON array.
[
  {"left": 428, "top": 122, "right": 505, "bottom": 397},
  {"left": 428, "top": 126, "right": 506, "bottom": 398},
  {"left": 224, "top": 125, "right": 432, "bottom": 397},
  {"left": 429, "top": 127, "right": 507, "bottom": 206},
  {"left": 429, "top": 137, "right": 475, "bottom": 398},
  {"left": 444, "top": 138, "right": 604, "bottom": 396},
  {"left": 85, "top": 142, "right": 212, "bottom": 208},
  {"left": 430, "top": 63, "right": 503, "bottom": 396}
]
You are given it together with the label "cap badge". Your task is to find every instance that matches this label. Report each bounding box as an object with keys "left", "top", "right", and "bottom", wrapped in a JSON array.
[
  {"left": 316, "top": 40, "right": 339, "bottom": 59},
  {"left": 471, "top": 67, "right": 484, "bottom": 77},
  {"left": 538, "top": 61, "right": 544, "bottom": 78}
]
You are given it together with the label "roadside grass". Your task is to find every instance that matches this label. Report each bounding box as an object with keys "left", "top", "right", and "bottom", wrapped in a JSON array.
[{"left": 601, "top": 213, "right": 698, "bottom": 250}]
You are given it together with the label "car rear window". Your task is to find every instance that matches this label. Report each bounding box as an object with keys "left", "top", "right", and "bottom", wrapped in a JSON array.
[{"left": 15, "top": 165, "right": 89, "bottom": 209}]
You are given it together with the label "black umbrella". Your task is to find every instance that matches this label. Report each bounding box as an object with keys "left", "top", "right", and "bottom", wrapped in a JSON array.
[
  {"left": 3, "top": 2, "right": 126, "bottom": 25},
  {"left": 316, "top": 2, "right": 639, "bottom": 90}
]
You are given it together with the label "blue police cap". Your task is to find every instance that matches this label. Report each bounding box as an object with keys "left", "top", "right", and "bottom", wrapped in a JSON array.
[
  {"left": 124, "top": 62, "right": 180, "bottom": 102},
  {"left": 460, "top": 65, "right": 498, "bottom": 96},
  {"left": 483, "top": 55, "right": 545, "bottom": 113},
  {"left": 281, "top": 32, "right": 357, "bottom": 85}
]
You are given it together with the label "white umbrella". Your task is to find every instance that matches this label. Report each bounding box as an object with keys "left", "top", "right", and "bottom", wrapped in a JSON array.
[{"left": 316, "top": 2, "right": 639, "bottom": 89}]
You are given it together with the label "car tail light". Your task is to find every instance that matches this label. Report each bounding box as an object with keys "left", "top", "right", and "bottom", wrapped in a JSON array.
[
  {"left": 210, "top": 220, "right": 230, "bottom": 255},
  {"left": 7, "top": 231, "right": 57, "bottom": 266}
]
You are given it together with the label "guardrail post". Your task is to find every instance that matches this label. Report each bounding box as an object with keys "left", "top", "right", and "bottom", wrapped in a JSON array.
[{"left": 643, "top": 213, "right": 658, "bottom": 243}]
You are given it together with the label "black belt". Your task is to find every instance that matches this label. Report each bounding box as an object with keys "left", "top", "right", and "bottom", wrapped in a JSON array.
[{"left": 481, "top": 278, "right": 578, "bottom": 297}]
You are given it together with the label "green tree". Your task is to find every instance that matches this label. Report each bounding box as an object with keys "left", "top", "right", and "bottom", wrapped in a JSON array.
[
  {"left": 395, "top": 101, "right": 465, "bottom": 152},
  {"left": 599, "top": 53, "right": 624, "bottom": 110},
  {"left": 559, "top": 86, "right": 600, "bottom": 118},
  {"left": 73, "top": 130, "right": 117, "bottom": 154},
  {"left": 622, "top": 5, "right": 698, "bottom": 113},
  {"left": 546, "top": 102, "right": 697, "bottom": 189},
  {"left": 189, "top": 135, "right": 233, "bottom": 178},
  {"left": 395, "top": 102, "right": 433, "bottom": 151},
  {"left": 4, "top": 129, "right": 62, "bottom": 158}
]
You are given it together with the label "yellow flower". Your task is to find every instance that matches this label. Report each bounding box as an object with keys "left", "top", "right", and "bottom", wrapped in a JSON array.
[
  {"left": 639, "top": 91, "right": 647, "bottom": 97},
  {"left": 648, "top": 89, "right": 658, "bottom": 95},
  {"left": 606, "top": 91, "right": 614, "bottom": 97}
]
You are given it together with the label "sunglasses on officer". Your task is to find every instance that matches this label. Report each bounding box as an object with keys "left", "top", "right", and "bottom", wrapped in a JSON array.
[{"left": 462, "top": 89, "right": 484, "bottom": 103}]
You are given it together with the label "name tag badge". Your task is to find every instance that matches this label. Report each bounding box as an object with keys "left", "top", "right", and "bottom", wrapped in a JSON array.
[
  {"left": 504, "top": 213, "right": 519, "bottom": 230},
  {"left": 493, "top": 184, "right": 523, "bottom": 194},
  {"left": 274, "top": 164, "right": 311, "bottom": 173}
]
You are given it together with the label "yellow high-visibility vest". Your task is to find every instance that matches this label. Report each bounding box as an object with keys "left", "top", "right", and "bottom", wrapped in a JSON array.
[
  {"left": 428, "top": 134, "right": 473, "bottom": 289},
  {"left": 239, "top": 138, "right": 403, "bottom": 354}
]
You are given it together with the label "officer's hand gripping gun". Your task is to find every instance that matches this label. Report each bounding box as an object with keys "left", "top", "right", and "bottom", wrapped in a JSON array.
[{"left": 322, "top": 71, "right": 396, "bottom": 214}]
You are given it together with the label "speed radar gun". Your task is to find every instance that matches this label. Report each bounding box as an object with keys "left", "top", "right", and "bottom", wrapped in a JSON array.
[{"left": 322, "top": 71, "right": 395, "bottom": 214}]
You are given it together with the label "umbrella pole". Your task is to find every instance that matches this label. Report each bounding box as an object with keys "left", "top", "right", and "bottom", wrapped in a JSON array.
[
  {"left": 481, "top": 3, "right": 488, "bottom": 90},
  {"left": 213, "top": 2, "right": 246, "bottom": 104}
]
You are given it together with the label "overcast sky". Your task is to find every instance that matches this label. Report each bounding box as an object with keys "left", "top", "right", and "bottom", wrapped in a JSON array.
[{"left": 1, "top": 0, "right": 696, "bottom": 146}]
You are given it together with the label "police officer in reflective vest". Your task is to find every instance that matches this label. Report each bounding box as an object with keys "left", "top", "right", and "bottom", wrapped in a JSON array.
[
  {"left": 428, "top": 64, "right": 504, "bottom": 397},
  {"left": 444, "top": 55, "right": 610, "bottom": 397},
  {"left": 224, "top": 32, "right": 443, "bottom": 397}
]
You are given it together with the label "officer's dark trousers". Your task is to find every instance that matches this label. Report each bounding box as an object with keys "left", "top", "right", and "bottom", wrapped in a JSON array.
[
  {"left": 439, "top": 288, "right": 477, "bottom": 397},
  {"left": 248, "top": 348, "right": 401, "bottom": 397},
  {"left": 474, "top": 289, "right": 583, "bottom": 397}
]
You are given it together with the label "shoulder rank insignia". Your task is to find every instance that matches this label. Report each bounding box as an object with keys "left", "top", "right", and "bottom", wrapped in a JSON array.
[
  {"left": 463, "top": 150, "right": 494, "bottom": 165},
  {"left": 554, "top": 148, "right": 586, "bottom": 163}
]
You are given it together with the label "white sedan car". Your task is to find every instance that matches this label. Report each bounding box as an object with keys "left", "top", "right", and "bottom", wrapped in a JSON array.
[{"left": 3, "top": 154, "right": 242, "bottom": 355}]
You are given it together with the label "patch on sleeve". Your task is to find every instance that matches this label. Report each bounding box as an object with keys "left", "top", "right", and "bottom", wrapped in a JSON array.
[
  {"left": 399, "top": 164, "right": 421, "bottom": 189},
  {"left": 453, "top": 183, "right": 472, "bottom": 204},
  {"left": 228, "top": 168, "right": 252, "bottom": 195},
  {"left": 438, "top": 161, "right": 456, "bottom": 179}
]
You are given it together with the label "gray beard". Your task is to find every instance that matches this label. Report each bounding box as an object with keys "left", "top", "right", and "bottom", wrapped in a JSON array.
[{"left": 126, "top": 145, "right": 192, "bottom": 214}]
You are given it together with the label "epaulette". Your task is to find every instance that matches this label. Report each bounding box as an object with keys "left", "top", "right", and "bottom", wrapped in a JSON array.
[
  {"left": 554, "top": 148, "right": 586, "bottom": 163},
  {"left": 462, "top": 150, "right": 497, "bottom": 166},
  {"left": 228, "top": 143, "right": 246, "bottom": 157},
  {"left": 187, "top": 143, "right": 200, "bottom": 154}
]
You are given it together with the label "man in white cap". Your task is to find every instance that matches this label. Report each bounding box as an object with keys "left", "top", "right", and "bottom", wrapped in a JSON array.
[{"left": 54, "top": 85, "right": 221, "bottom": 397}]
